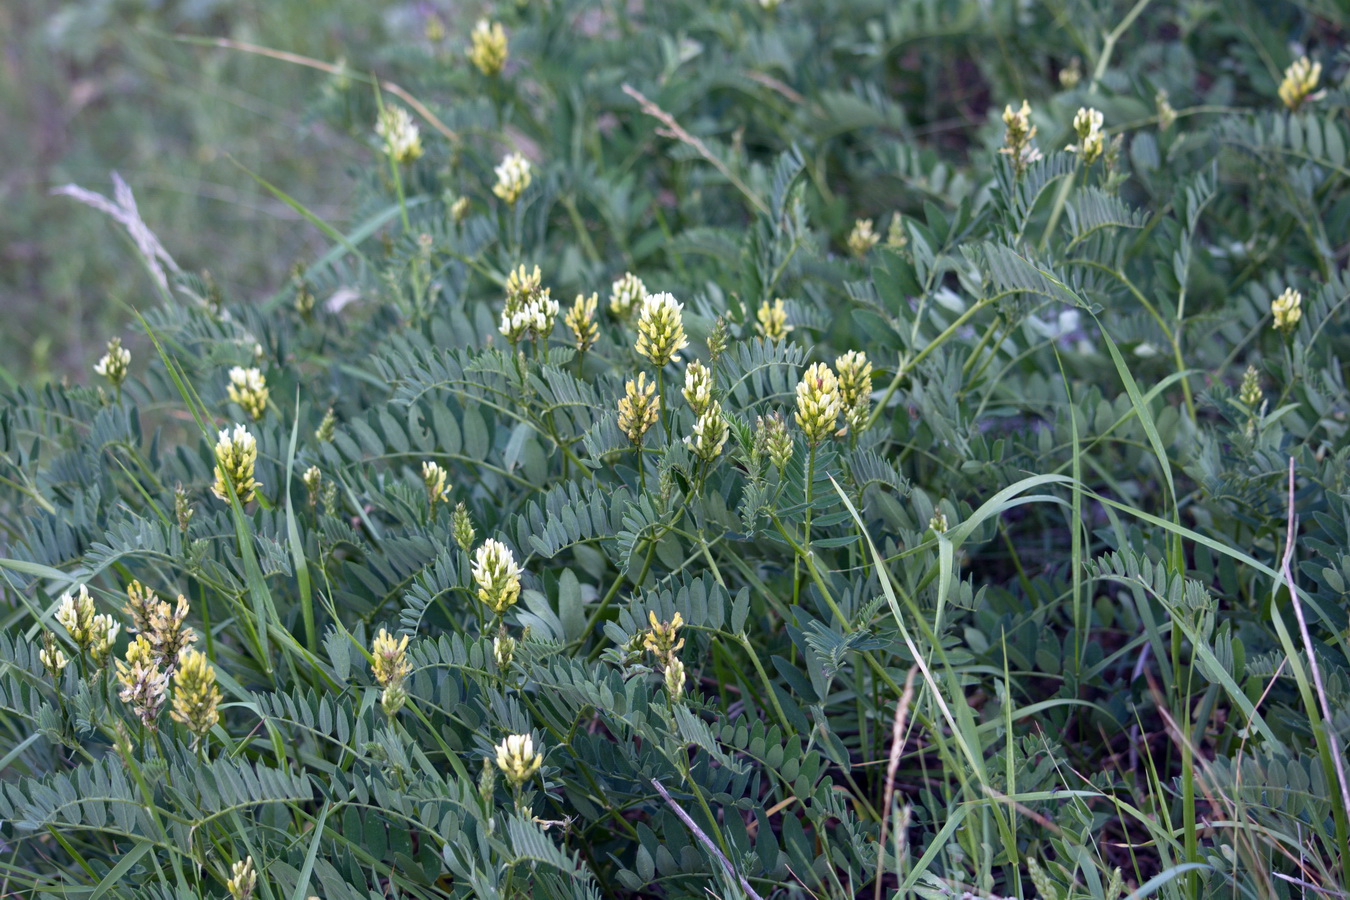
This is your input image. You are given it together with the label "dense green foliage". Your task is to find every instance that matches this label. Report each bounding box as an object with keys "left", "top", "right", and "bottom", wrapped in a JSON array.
[{"left": 3, "top": 1, "right": 1350, "bottom": 898}]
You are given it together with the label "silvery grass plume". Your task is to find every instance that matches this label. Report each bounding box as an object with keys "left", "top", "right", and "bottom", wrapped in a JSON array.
[{"left": 52, "top": 173, "right": 179, "bottom": 292}]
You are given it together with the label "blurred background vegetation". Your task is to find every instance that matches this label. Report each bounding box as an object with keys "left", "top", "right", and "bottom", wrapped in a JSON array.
[{"left": 0, "top": 0, "right": 402, "bottom": 383}]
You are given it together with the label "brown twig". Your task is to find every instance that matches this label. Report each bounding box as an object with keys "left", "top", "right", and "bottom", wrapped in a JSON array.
[
  {"left": 196, "top": 37, "right": 460, "bottom": 145},
  {"left": 875, "top": 667, "right": 917, "bottom": 900},
  {"left": 621, "top": 83, "right": 771, "bottom": 217}
]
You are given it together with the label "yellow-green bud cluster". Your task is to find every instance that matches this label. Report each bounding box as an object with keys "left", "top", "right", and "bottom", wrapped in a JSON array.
[
  {"left": 930, "top": 509, "right": 949, "bottom": 533},
  {"left": 453, "top": 501, "right": 476, "bottom": 552},
  {"left": 94, "top": 337, "right": 131, "bottom": 388},
  {"left": 1239, "top": 365, "right": 1263, "bottom": 409},
  {"left": 618, "top": 373, "right": 660, "bottom": 444},
  {"left": 609, "top": 272, "right": 646, "bottom": 320},
  {"left": 493, "top": 632, "right": 517, "bottom": 670},
  {"left": 999, "top": 100, "right": 1043, "bottom": 176},
  {"left": 886, "top": 212, "right": 908, "bottom": 248},
  {"left": 643, "top": 610, "right": 685, "bottom": 663},
  {"left": 450, "top": 195, "right": 471, "bottom": 222},
  {"left": 635, "top": 292, "right": 689, "bottom": 366},
  {"left": 754, "top": 411, "right": 794, "bottom": 472},
  {"left": 116, "top": 634, "right": 169, "bottom": 728},
  {"left": 495, "top": 733, "right": 543, "bottom": 785},
  {"left": 376, "top": 106, "right": 423, "bottom": 165},
  {"left": 227, "top": 857, "right": 257, "bottom": 900},
  {"left": 707, "top": 316, "right": 729, "bottom": 362},
  {"left": 55, "top": 585, "right": 99, "bottom": 653},
  {"left": 755, "top": 298, "right": 793, "bottom": 341},
  {"left": 211, "top": 424, "right": 261, "bottom": 504},
  {"left": 315, "top": 407, "right": 337, "bottom": 442},
  {"left": 175, "top": 483, "right": 194, "bottom": 532},
  {"left": 1156, "top": 90, "right": 1177, "bottom": 132},
  {"left": 664, "top": 656, "right": 686, "bottom": 701},
  {"left": 1068, "top": 107, "right": 1105, "bottom": 165},
  {"left": 1059, "top": 57, "right": 1081, "bottom": 88},
  {"left": 795, "top": 362, "right": 843, "bottom": 445},
  {"left": 468, "top": 20, "right": 508, "bottom": 75},
  {"left": 171, "top": 647, "right": 222, "bottom": 746},
  {"left": 371, "top": 627, "right": 412, "bottom": 716},
  {"left": 227, "top": 366, "right": 269, "bottom": 421},
  {"left": 847, "top": 219, "right": 879, "bottom": 258},
  {"left": 473, "top": 539, "right": 523, "bottom": 615},
  {"left": 303, "top": 465, "right": 322, "bottom": 508},
  {"left": 492, "top": 152, "right": 532, "bottom": 205},
  {"left": 1279, "top": 56, "right": 1322, "bottom": 111},
  {"left": 565, "top": 293, "right": 600, "bottom": 352},
  {"left": 1272, "top": 287, "right": 1302, "bottom": 334},
  {"left": 835, "top": 350, "right": 873, "bottom": 434}
]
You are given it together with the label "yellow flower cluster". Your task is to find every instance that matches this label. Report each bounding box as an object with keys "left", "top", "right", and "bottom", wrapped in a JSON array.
[
  {"left": 795, "top": 362, "right": 843, "bottom": 445},
  {"left": 1272, "top": 287, "right": 1302, "bottom": 334},
  {"left": 171, "top": 647, "right": 222, "bottom": 746},
  {"left": 94, "top": 337, "right": 131, "bottom": 388},
  {"left": 495, "top": 733, "right": 543, "bottom": 785},
  {"left": 1279, "top": 56, "right": 1322, "bottom": 111},
  {"left": 999, "top": 100, "right": 1043, "bottom": 176},
  {"left": 847, "top": 219, "right": 879, "bottom": 258},
  {"left": 1067, "top": 107, "right": 1105, "bottom": 165},
  {"left": 422, "top": 460, "right": 451, "bottom": 509},
  {"left": 566, "top": 293, "right": 600, "bottom": 352},
  {"left": 618, "top": 372, "right": 660, "bottom": 444},
  {"left": 493, "top": 152, "right": 532, "bottom": 205},
  {"left": 376, "top": 106, "right": 423, "bottom": 165},
  {"left": 116, "top": 634, "right": 169, "bottom": 728},
  {"left": 227, "top": 857, "right": 257, "bottom": 900},
  {"left": 755, "top": 298, "right": 792, "bottom": 341},
  {"left": 754, "top": 411, "right": 794, "bottom": 472},
  {"left": 835, "top": 350, "right": 874, "bottom": 434},
  {"left": 211, "top": 424, "right": 261, "bottom": 504},
  {"left": 473, "top": 539, "right": 523, "bottom": 615},
  {"left": 371, "top": 627, "right": 412, "bottom": 716},
  {"left": 227, "top": 366, "right": 269, "bottom": 421},
  {"left": 499, "top": 264, "right": 558, "bottom": 344},
  {"left": 468, "top": 20, "right": 508, "bottom": 76},
  {"left": 635, "top": 292, "right": 689, "bottom": 366},
  {"left": 609, "top": 272, "right": 646, "bottom": 320}
]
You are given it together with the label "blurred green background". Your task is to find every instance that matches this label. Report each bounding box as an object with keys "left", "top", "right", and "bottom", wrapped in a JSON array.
[{"left": 0, "top": 0, "right": 412, "bottom": 382}]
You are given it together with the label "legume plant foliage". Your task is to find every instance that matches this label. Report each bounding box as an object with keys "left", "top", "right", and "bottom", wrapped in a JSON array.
[{"left": 3, "top": 1, "right": 1350, "bottom": 898}]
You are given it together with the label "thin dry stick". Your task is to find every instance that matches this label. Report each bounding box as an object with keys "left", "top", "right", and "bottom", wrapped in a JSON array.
[
  {"left": 200, "top": 37, "right": 460, "bottom": 144},
  {"left": 651, "top": 779, "right": 765, "bottom": 900},
  {"left": 1280, "top": 457, "right": 1350, "bottom": 837},
  {"left": 875, "top": 667, "right": 917, "bottom": 900},
  {"left": 621, "top": 84, "right": 771, "bottom": 217}
]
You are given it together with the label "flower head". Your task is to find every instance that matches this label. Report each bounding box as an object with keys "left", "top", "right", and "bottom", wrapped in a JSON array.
[
  {"left": 664, "top": 656, "right": 686, "bottom": 701},
  {"left": 422, "top": 460, "right": 451, "bottom": 508},
  {"left": 227, "top": 857, "right": 257, "bottom": 900},
  {"left": 303, "top": 465, "right": 322, "bottom": 507},
  {"left": 686, "top": 402, "right": 729, "bottom": 462},
  {"left": 1279, "top": 56, "right": 1323, "bottom": 111},
  {"left": 315, "top": 407, "right": 337, "bottom": 443},
  {"left": 226, "top": 367, "right": 269, "bottom": 421},
  {"left": 755, "top": 298, "right": 793, "bottom": 342},
  {"left": 618, "top": 372, "right": 660, "bottom": 445},
  {"left": 847, "top": 219, "right": 879, "bottom": 258},
  {"left": 682, "top": 359, "right": 714, "bottom": 416},
  {"left": 886, "top": 212, "right": 908, "bottom": 248},
  {"left": 146, "top": 594, "right": 195, "bottom": 670},
  {"left": 1272, "top": 287, "right": 1302, "bottom": 334},
  {"left": 211, "top": 425, "right": 261, "bottom": 504},
  {"left": 493, "top": 632, "right": 517, "bottom": 670},
  {"left": 116, "top": 634, "right": 168, "bottom": 728},
  {"left": 493, "top": 152, "right": 532, "bottom": 205},
  {"left": 635, "top": 292, "right": 689, "bottom": 366},
  {"left": 376, "top": 106, "right": 423, "bottom": 165},
  {"left": 643, "top": 610, "right": 685, "bottom": 663},
  {"left": 565, "top": 292, "right": 600, "bottom": 353},
  {"left": 94, "top": 337, "right": 131, "bottom": 388},
  {"left": 56, "top": 584, "right": 97, "bottom": 651},
  {"left": 1067, "top": 107, "right": 1105, "bottom": 165},
  {"left": 40, "top": 632, "right": 68, "bottom": 678},
  {"left": 835, "top": 350, "right": 874, "bottom": 435},
  {"left": 795, "top": 362, "right": 842, "bottom": 445},
  {"left": 999, "top": 100, "right": 1043, "bottom": 176},
  {"left": 170, "top": 647, "right": 222, "bottom": 746},
  {"left": 89, "top": 614, "right": 120, "bottom": 670},
  {"left": 473, "top": 539, "right": 523, "bottom": 615},
  {"left": 175, "top": 483, "right": 194, "bottom": 532},
  {"left": 468, "top": 20, "right": 508, "bottom": 75},
  {"left": 495, "top": 733, "right": 543, "bottom": 785},
  {"left": 371, "top": 627, "right": 412, "bottom": 715},
  {"left": 610, "top": 272, "right": 647, "bottom": 320},
  {"left": 1156, "top": 90, "right": 1177, "bottom": 132}
]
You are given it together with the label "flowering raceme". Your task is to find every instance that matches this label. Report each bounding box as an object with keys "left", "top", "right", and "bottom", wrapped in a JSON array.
[
  {"left": 226, "top": 366, "right": 268, "bottom": 420},
  {"left": 473, "top": 539, "right": 523, "bottom": 615},
  {"left": 468, "top": 20, "right": 508, "bottom": 75},
  {"left": 376, "top": 106, "right": 423, "bottom": 164},
  {"left": 211, "top": 425, "right": 261, "bottom": 504},
  {"left": 795, "top": 362, "right": 842, "bottom": 445},
  {"left": 635, "top": 292, "right": 689, "bottom": 366},
  {"left": 493, "top": 153, "right": 531, "bottom": 205}
]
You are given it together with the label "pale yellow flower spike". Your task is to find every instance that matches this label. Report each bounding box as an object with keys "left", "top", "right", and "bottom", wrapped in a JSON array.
[
  {"left": 468, "top": 20, "right": 508, "bottom": 76},
  {"left": 495, "top": 733, "right": 543, "bottom": 785},
  {"left": 1279, "top": 56, "right": 1322, "bottom": 111},
  {"left": 795, "top": 362, "right": 842, "bottom": 445}
]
